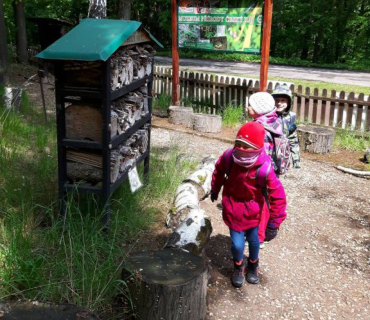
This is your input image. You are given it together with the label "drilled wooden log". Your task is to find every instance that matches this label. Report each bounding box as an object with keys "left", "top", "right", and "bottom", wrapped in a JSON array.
[
  {"left": 191, "top": 114, "right": 222, "bottom": 133},
  {"left": 124, "top": 249, "right": 208, "bottom": 320},
  {"left": 297, "top": 125, "right": 335, "bottom": 154},
  {"left": 65, "top": 105, "right": 102, "bottom": 142},
  {"left": 165, "top": 209, "right": 213, "bottom": 255},
  {"left": 168, "top": 106, "right": 194, "bottom": 127}
]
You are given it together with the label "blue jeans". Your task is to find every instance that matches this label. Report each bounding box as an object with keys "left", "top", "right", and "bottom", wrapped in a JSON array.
[{"left": 230, "top": 227, "right": 260, "bottom": 262}]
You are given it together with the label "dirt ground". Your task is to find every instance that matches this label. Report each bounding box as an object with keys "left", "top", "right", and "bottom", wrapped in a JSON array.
[
  {"left": 150, "top": 127, "right": 370, "bottom": 320},
  {"left": 7, "top": 64, "right": 370, "bottom": 319}
]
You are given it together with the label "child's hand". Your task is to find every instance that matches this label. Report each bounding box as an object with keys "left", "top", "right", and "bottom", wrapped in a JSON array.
[
  {"left": 210, "top": 191, "right": 218, "bottom": 202},
  {"left": 265, "top": 226, "right": 278, "bottom": 241}
]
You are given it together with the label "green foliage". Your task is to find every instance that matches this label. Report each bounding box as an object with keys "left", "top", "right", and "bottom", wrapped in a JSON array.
[
  {"left": 153, "top": 93, "right": 172, "bottom": 111},
  {"left": 0, "top": 92, "right": 196, "bottom": 317},
  {"left": 334, "top": 128, "right": 370, "bottom": 152},
  {"left": 221, "top": 102, "right": 245, "bottom": 127}
]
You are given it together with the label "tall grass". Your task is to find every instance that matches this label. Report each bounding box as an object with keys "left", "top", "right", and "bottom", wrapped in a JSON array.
[
  {"left": 334, "top": 128, "right": 370, "bottom": 151},
  {"left": 0, "top": 93, "right": 196, "bottom": 318},
  {"left": 221, "top": 102, "right": 245, "bottom": 127},
  {"left": 153, "top": 93, "right": 172, "bottom": 111}
]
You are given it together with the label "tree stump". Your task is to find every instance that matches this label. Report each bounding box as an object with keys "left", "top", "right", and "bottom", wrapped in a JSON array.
[
  {"left": 191, "top": 114, "right": 222, "bottom": 133},
  {"left": 124, "top": 248, "right": 208, "bottom": 320},
  {"left": 365, "top": 148, "right": 370, "bottom": 163},
  {"left": 297, "top": 125, "right": 335, "bottom": 154},
  {"left": 168, "top": 106, "right": 194, "bottom": 128}
]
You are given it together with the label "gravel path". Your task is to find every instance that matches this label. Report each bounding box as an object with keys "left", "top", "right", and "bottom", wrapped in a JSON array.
[{"left": 152, "top": 127, "right": 370, "bottom": 320}]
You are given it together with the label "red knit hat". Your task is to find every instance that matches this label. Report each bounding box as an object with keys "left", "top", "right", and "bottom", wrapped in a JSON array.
[{"left": 235, "top": 122, "right": 265, "bottom": 149}]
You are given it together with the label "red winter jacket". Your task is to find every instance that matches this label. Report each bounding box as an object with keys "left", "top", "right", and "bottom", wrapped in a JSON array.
[{"left": 211, "top": 148, "right": 287, "bottom": 232}]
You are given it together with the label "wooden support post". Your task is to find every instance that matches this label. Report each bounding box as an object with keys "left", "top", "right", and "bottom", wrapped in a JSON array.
[
  {"left": 172, "top": 0, "right": 180, "bottom": 105},
  {"left": 260, "top": 0, "right": 273, "bottom": 92}
]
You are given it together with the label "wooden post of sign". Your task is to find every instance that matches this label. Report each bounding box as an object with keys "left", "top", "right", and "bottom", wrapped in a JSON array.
[
  {"left": 172, "top": 0, "right": 180, "bottom": 105},
  {"left": 260, "top": 0, "right": 273, "bottom": 92}
]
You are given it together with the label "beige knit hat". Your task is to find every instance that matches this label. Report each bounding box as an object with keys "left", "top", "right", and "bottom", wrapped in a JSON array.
[{"left": 249, "top": 92, "right": 276, "bottom": 115}]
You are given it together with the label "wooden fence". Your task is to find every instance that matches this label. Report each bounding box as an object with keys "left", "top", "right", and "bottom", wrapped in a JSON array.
[{"left": 153, "top": 66, "right": 370, "bottom": 132}]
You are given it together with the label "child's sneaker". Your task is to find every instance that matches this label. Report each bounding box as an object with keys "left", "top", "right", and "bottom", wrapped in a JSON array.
[
  {"left": 259, "top": 242, "right": 265, "bottom": 249},
  {"left": 231, "top": 260, "right": 245, "bottom": 288},
  {"left": 246, "top": 259, "right": 260, "bottom": 284}
]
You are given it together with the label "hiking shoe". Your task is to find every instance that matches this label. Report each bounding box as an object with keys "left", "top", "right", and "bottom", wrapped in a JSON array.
[
  {"left": 246, "top": 259, "right": 260, "bottom": 284},
  {"left": 231, "top": 260, "right": 245, "bottom": 288}
]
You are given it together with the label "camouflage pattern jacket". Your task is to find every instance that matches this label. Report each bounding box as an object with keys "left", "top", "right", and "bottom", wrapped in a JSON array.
[{"left": 279, "top": 111, "right": 301, "bottom": 168}]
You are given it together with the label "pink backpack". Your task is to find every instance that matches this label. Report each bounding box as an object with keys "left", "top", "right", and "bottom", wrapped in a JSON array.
[{"left": 223, "top": 148, "right": 271, "bottom": 187}]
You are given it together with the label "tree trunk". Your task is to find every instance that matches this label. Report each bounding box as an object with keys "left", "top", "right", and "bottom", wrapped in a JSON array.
[
  {"left": 297, "top": 125, "right": 335, "bottom": 154},
  {"left": 191, "top": 114, "right": 222, "bottom": 133},
  {"left": 118, "top": 0, "right": 132, "bottom": 20},
  {"left": 13, "top": 0, "right": 28, "bottom": 63},
  {"left": 168, "top": 106, "right": 194, "bottom": 127},
  {"left": 0, "top": 0, "right": 9, "bottom": 86},
  {"left": 124, "top": 249, "right": 208, "bottom": 320},
  {"left": 88, "top": 0, "right": 107, "bottom": 19}
]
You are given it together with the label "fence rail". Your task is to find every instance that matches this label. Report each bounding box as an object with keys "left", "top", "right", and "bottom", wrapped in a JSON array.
[{"left": 153, "top": 66, "right": 370, "bottom": 132}]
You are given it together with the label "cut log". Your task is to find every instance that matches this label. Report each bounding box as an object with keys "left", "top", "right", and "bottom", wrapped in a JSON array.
[
  {"left": 297, "top": 125, "right": 335, "bottom": 154},
  {"left": 168, "top": 106, "right": 194, "bottom": 127},
  {"left": 365, "top": 148, "right": 370, "bottom": 163},
  {"left": 336, "top": 166, "right": 370, "bottom": 177},
  {"left": 165, "top": 209, "right": 213, "bottom": 255},
  {"left": 0, "top": 300, "right": 98, "bottom": 319},
  {"left": 124, "top": 248, "right": 208, "bottom": 320},
  {"left": 66, "top": 125, "right": 149, "bottom": 184},
  {"left": 191, "top": 114, "right": 222, "bottom": 133},
  {"left": 67, "top": 162, "right": 102, "bottom": 182},
  {"left": 183, "top": 168, "right": 213, "bottom": 200},
  {"left": 166, "top": 182, "right": 200, "bottom": 229},
  {"left": 166, "top": 156, "right": 216, "bottom": 230}
]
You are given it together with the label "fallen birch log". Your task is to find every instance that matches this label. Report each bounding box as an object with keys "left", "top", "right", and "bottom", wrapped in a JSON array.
[
  {"left": 336, "top": 166, "right": 370, "bottom": 177},
  {"left": 166, "top": 156, "right": 216, "bottom": 230},
  {"left": 166, "top": 182, "right": 199, "bottom": 230},
  {"left": 165, "top": 156, "right": 216, "bottom": 253},
  {"left": 183, "top": 168, "right": 212, "bottom": 200},
  {"left": 165, "top": 208, "right": 212, "bottom": 255}
]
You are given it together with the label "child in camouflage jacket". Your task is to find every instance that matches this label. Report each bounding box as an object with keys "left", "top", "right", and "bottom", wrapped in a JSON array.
[{"left": 272, "top": 85, "right": 301, "bottom": 169}]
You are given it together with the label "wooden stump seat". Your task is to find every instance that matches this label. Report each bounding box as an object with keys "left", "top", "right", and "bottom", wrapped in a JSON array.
[
  {"left": 297, "top": 125, "right": 335, "bottom": 154},
  {"left": 191, "top": 113, "right": 222, "bottom": 133},
  {"left": 168, "top": 106, "right": 193, "bottom": 128},
  {"left": 124, "top": 248, "right": 208, "bottom": 320}
]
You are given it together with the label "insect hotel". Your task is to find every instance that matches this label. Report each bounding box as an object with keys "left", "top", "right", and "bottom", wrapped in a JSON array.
[{"left": 36, "top": 19, "right": 162, "bottom": 222}]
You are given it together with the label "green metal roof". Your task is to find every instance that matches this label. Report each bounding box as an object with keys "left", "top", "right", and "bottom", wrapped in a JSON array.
[{"left": 36, "top": 18, "right": 162, "bottom": 61}]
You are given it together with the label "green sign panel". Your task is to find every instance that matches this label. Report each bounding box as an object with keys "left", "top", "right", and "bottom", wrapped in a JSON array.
[{"left": 178, "top": 1, "right": 263, "bottom": 53}]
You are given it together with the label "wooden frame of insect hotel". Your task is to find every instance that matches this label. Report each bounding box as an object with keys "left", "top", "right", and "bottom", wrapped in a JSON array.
[{"left": 36, "top": 19, "right": 163, "bottom": 224}]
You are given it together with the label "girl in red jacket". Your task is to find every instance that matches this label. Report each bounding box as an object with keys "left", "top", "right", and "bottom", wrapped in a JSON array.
[{"left": 211, "top": 122, "right": 287, "bottom": 288}]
